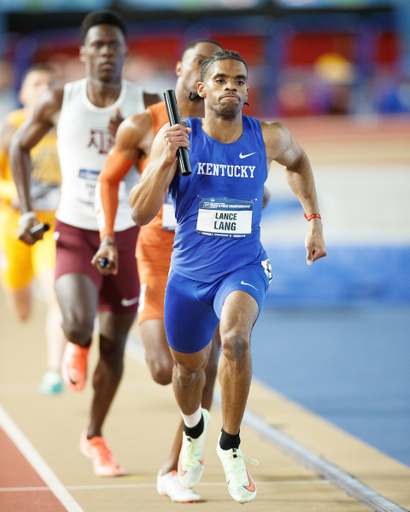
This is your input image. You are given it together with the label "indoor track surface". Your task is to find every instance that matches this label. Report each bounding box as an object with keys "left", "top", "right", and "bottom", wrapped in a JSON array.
[
  {"left": 1, "top": 115, "right": 409, "bottom": 511},
  {"left": 1, "top": 286, "right": 410, "bottom": 511}
]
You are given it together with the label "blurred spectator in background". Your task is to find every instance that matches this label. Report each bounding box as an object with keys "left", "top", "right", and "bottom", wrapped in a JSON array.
[
  {"left": 47, "top": 53, "right": 86, "bottom": 83},
  {"left": 313, "top": 52, "right": 355, "bottom": 115},
  {"left": 277, "top": 52, "right": 356, "bottom": 117},
  {"left": 373, "top": 70, "right": 410, "bottom": 114},
  {"left": 0, "top": 63, "right": 66, "bottom": 395},
  {"left": 0, "top": 60, "right": 18, "bottom": 118},
  {"left": 277, "top": 72, "right": 313, "bottom": 117}
]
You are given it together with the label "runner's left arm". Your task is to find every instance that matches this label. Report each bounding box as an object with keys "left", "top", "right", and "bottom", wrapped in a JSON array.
[
  {"left": 92, "top": 145, "right": 134, "bottom": 275},
  {"left": 95, "top": 146, "right": 135, "bottom": 240},
  {"left": 92, "top": 114, "right": 147, "bottom": 275},
  {"left": 262, "top": 121, "right": 327, "bottom": 265}
]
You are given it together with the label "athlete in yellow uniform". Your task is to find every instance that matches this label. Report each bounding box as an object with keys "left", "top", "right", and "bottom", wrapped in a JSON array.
[{"left": 0, "top": 64, "right": 66, "bottom": 394}]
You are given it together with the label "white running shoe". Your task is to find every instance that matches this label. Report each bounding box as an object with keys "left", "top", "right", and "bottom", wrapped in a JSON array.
[
  {"left": 157, "top": 470, "right": 201, "bottom": 503},
  {"left": 216, "top": 434, "right": 259, "bottom": 503},
  {"left": 178, "top": 408, "right": 210, "bottom": 488}
]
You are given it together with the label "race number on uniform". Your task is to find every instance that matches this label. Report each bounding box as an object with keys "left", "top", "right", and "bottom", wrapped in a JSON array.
[
  {"left": 196, "top": 197, "right": 253, "bottom": 238},
  {"left": 77, "top": 169, "right": 125, "bottom": 205}
]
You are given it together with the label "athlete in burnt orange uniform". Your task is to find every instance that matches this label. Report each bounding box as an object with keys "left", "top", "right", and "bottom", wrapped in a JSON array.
[{"left": 93, "top": 39, "right": 223, "bottom": 502}]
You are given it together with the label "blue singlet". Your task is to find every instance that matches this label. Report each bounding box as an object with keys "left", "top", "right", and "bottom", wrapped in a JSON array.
[{"left": 168, "top": 115, "right": 268, "bottom": 283}]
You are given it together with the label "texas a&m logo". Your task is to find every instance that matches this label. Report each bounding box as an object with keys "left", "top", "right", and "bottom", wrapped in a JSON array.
[{"left": 87, "top": 129, "right": 115, "bottom": 155}]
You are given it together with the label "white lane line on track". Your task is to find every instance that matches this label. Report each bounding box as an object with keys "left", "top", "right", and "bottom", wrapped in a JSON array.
[
  {"left": 0, "top": 480, "right": 330, "bottom": 492},
  {"left": 0, "top": 404, "right": 84, "bottom": 512},
  {"left": 126, "top": 334, "right": 409, "bottom": 512}
]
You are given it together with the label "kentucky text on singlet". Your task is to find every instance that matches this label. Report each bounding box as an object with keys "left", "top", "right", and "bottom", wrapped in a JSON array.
[
  {"left": 56, "top": 79, "right": 145, "bottom": 231},
  {"left": 168, "top": 115, "right": 268, "bottom": 283}
]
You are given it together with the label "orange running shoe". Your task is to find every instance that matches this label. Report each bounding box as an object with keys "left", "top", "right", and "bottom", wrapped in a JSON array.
[
  {"left": 61, "top": 342, "right": 89, "bottom": 391},
  {"left": 80, "top": 429, "right": 126, "bottom": 478}
]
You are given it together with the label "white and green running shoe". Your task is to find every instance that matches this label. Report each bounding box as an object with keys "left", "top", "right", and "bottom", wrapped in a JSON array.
[
  {"left": 178, "top": 408, "right": 210, "bottom": 488},
  {"left": 216, "top": 434, "right": 259, "bottom": 503},
  {"left": 39, "top": 370, "right": 64, "bottom": 395}
]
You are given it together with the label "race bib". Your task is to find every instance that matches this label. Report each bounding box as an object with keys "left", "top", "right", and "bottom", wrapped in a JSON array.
[
  {"left": 162, "top": 192, "right": 177, "bottom": 231},
  {"left": 77, "top": 169, "right": 99, "bottom": 205},
  {"left": 77, "top": 169, "right": 125, "bottom": 205},
  {"left": 196, "top": 197, "right": 253, "bottom": 238}
]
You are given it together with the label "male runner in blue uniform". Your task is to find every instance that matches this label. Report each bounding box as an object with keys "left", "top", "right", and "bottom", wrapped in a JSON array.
[{"left": 129, "top": 50, "right": 327, "bottom": 504}]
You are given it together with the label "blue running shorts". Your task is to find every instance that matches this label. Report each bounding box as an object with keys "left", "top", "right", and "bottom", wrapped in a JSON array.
[{"left": 164, "top": 261, "right": 271, "bottom": 354}]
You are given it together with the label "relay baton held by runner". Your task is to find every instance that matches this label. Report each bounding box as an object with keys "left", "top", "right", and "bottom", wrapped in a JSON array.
[{"left": 164, "top": 89, "right": 192, "bottom": 176}]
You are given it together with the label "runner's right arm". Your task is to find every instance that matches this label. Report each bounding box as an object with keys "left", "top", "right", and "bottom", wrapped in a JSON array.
[
  {"left": 0, "top": 117, "right": 17, "bottom": 203},
  {"left": 9, "top": 89, "right": 63, "bottom": 244},
  {"left": 129, "top": 123, "right": 189, "bottom": 226}
]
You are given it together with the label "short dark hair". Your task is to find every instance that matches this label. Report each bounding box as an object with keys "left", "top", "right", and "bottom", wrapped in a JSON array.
[
  {"left": 200, "top": 50, "right": 248, "bottom": 81},
  {"left": 21, "top": 63, "right": 56, "bottom": 86},
  {"left": 188, "top": 50, "right": 248, "bottom": 102},
  {"left": 181, "top": 39, "right": 222, "bottom": 59},
  {"left": 81, "top": 10, "right": 127, "bottom": 43}
]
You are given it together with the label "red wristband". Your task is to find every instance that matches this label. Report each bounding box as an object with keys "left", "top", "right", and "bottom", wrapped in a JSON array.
[{"left": 304, "top": 213, "right": 321, "bottom": 221}]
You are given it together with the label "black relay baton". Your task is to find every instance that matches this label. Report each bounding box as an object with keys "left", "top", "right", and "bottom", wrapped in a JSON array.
[
  {"left": 164, "top": 89, "right": 192, "bottom": 176},
  {"left": 29, "top": 223, "right": 50, "bottom": 236},
  {"left": 98, "top": 258, "right": 111, "bottom": 269}
]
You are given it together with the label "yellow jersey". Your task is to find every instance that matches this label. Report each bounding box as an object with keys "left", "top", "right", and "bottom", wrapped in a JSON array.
[{"left": 0, "top": 108, "right": 61, "bottom": 210}]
